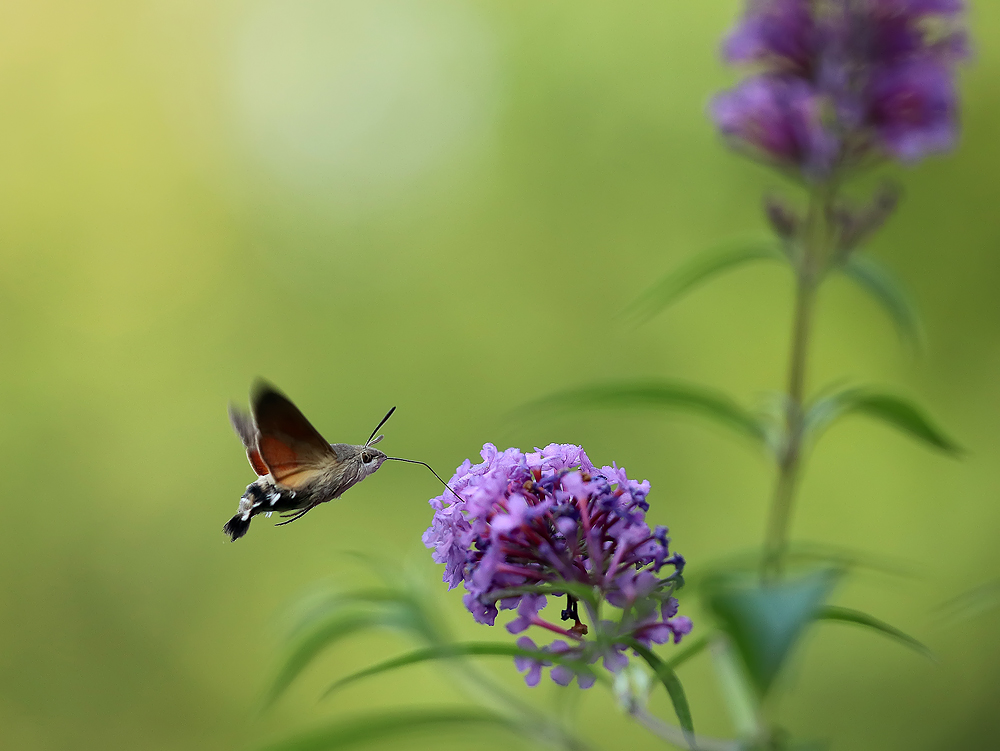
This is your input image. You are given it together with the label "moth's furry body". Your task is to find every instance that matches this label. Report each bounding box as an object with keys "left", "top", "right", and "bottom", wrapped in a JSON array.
[{"left": 223, "top": 383, "right": 387, "bottom": 540}]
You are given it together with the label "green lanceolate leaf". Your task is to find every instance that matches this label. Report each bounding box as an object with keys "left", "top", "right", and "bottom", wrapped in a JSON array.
[
  {"left": 627, "top": 238, "right": 786, "bottom": 322},
  {"left": 322, "top": 641, "right": 603, "bottom": 698},
  {"left": 266, "top": 612, "right": 393, "bottom": 708},
  {"left": 841, "top": 253, "right": 925, "bottom": 351},
  {"left": 269, "top": 580, "right": 452, "bottom": 708},
  {"left": 266, "top": 603, "right": 433, "bottom": 708},
  {"left": 817, "top": 606, "right": 932, "bottom": 659},
  {"left": 524, "top": 380, "right": 767, "bottom": 445},
  {"left": 805, "top": 388, "right": 961, "bottom": 454},
  {"left": 285, "top": 587, "right": 436, "bottom": 642},
  {"left": 627, "top": 640, "right": 696, "bottom": 742},
  {"left": 705, "top": 569, "right": 840, "bottom": 696},
  {"left": 257, "top": 708, "right": 518, "bottom": 751}
]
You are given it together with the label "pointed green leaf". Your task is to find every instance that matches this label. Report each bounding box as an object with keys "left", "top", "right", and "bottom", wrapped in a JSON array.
[
  {"left": 627, "top": 238, "right": 786, "bottom": 322},
  {"left": 267, "top": 602, "right": 432, "bottom": 708},
  {"left": 322, "top": 641, "right": 603, "bottom": 698},
  {"left": 806, "top": 388, "right": 960, "bottom": 454},
  {"left": 627, "top": 640, "right": 696, "bottom": 742},
  {"left": 285, "top": 587, "right": 436, "bottom": 642},
  {"left": 257, "top": 708, "right": 517, "bottom": 751},
  {"left": 524, "top": 380, "right": 767, "bottom": 444},
  {"left": 267, "top": 612, "right": 392, "bottom": 708},
  {"left": 841, "top": 253, "right": 925, "bottom": 350},
  {"left": 705, "top": 569, "right": 840, "bottom": 696},
  {"left": 817, "top": 606, "right": 932, "bottom": 659}
]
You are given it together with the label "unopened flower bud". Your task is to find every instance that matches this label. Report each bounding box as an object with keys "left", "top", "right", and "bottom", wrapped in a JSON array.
[
  {"left": 764, "top": 194, "right": 801, "bottom": 240},
  {"left": 835, "top": 183, "right": 901, "bottom": 254}
]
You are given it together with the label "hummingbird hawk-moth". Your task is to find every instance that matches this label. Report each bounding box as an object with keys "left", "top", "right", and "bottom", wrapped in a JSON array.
[{"left": 223, "top": 381, "right": 396, "bottom": 541}]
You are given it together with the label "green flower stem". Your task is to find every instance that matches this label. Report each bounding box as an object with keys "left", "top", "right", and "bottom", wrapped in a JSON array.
[{"left": 762, "top": 187, "right": 835, "bottom": 580}]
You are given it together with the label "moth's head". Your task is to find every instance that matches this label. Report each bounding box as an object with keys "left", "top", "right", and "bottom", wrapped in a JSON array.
[
  {"left": 330, "top": 443, "right": 388, "bottom": 479},
  {"left": 357, "top": 445, "right": 387, "bottom": 476}
]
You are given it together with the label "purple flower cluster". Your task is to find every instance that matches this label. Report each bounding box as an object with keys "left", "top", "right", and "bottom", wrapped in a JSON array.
[
  {"left": 423, "top": 443, "right": 690, "bottom": 687},
  {"left": 712, "top": 0, "right": 968, "bottom": 175}
]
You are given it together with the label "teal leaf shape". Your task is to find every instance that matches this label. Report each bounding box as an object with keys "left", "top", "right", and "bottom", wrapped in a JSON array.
[{"left": 705, "top": 569, "right": 840, "bottom": 696}]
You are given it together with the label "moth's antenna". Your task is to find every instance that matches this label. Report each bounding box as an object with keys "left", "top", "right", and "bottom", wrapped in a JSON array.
[
  {"left": 386, "top": 456, "right": 464, "bottom": 502},
  {"left": 366, "top": 406, "right": 396, "bottom": 447}
]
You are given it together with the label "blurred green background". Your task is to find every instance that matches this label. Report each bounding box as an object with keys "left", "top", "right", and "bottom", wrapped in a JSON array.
[{"left": 1, "top": 1, "right": 998, "bottom": 749}]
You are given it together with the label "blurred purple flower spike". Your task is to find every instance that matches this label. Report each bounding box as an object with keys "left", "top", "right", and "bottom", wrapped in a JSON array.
[
  {"left": 423, "top": 443, "right": 688, "bottom": 687},
  {"left": 714, "top": 0, "right": 968, "bottom": 174}
]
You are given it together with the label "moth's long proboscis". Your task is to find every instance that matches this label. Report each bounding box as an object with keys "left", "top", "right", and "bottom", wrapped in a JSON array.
[{"left": 386, "top": 457, "right": 464, "bottom": 502}]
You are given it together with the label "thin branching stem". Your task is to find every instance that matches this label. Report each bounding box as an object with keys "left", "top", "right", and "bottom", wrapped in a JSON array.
[{"left": 762, "top": 185, "right": 836, "bottom": 581}]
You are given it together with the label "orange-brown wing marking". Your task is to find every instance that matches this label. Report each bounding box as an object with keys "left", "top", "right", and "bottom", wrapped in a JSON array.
[
  {"left": 229, "top": 403, "right": 270, "bottom": 476},
  {"left": 256, "top": 434, "right": 334, "bottom": 489},
  {"left": 251, "top": 382, "right": 338, "bottom": 488},
  {"left": 246, "top": 447, "right": 270, "bottom": 477}
]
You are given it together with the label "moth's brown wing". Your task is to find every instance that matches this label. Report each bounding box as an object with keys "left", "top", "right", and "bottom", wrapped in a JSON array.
[
  {"left": 251, "top": 382, "right": 338, "bottom": 489},
  {"left": 228, "top": 403, "right": 270, "bottom": 477}
]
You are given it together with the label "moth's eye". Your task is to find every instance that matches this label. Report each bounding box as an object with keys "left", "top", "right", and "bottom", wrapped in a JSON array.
[{"left": 361, "top": 452, "right": 373, "bottom": 463}]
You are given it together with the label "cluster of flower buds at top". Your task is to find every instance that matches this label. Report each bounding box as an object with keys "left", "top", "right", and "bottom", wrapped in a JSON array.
[
  {"left": 712, "top": 0, "right": 968, "bottom": 178},
  {"left": 423, "top": 443, "right": 690, "bottom": 686},
  {"left": 764, "top": 182, "right": 901, "bottom": 255}
]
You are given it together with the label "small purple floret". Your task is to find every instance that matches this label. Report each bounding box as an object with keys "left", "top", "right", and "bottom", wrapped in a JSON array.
[
  {"left": 424, "top": 443, "right": 689, "bottom": 687},
  {"left": 712, "top": 75, "right": 839, "bottom": 176},
  {"left": 867, "top": 60, "right": 958, "bottom": 161}
]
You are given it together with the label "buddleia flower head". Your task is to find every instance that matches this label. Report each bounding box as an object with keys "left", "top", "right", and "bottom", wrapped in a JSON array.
[{"left": 423, "top": 443, "right": 690, "bottom": 686}]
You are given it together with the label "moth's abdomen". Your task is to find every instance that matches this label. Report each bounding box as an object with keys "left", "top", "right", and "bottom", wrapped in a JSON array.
[
  {"left": 223, "top": 513, "right": 252, "bottom": 541},
  {"left": 223, "top": 478, "right": 303, "bottom": 541}
]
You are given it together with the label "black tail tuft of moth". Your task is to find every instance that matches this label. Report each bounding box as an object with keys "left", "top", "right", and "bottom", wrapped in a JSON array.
[{"left": 223, "top": 514, "right": 252, "bottom": 541}]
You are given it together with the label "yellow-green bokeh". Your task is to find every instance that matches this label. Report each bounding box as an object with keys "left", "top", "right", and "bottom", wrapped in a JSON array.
[{"left": 1, "top": 1, "right": 998, "bottom": 749}]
